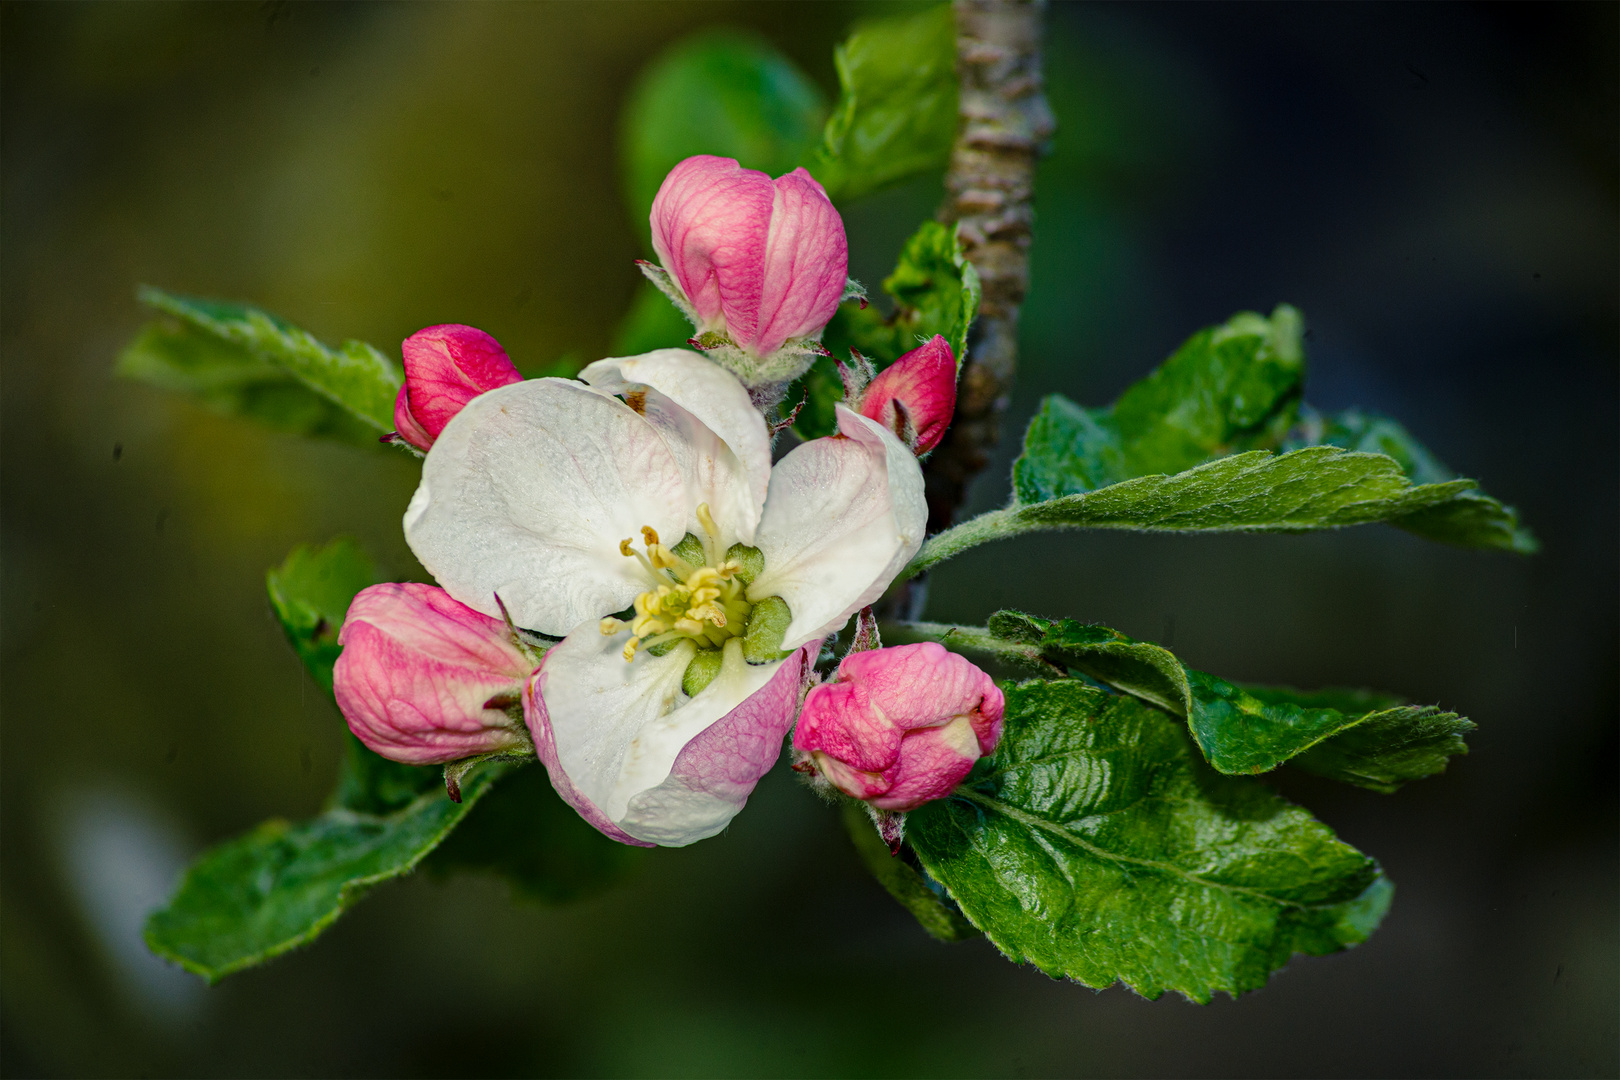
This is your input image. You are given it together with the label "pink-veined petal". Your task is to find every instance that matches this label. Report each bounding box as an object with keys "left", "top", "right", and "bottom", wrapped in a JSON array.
[
  {"left": 650, "top": 156, "right": 773, "bottom": 331},
  {"left": 748, "top": 168, "right": 847, "bottom": 356}
]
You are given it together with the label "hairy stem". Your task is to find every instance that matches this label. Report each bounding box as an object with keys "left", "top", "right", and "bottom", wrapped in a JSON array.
[{"left": 925, "top": 0, "right": 1054, "bottom": 532}]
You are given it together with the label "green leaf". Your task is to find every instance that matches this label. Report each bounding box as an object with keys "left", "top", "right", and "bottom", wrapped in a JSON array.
[
  {"left": 427, "top": 764, "right": 642, "bottom": 904},
  {"left": 123, "top": 287, "right": 403, "bottom": 440},
  {"left": 1014, "top": 306, "right": 1306, "bottom": 500},
  {"left": 1289, "top": 408, "right": 1537, "bottom": 553},
  {"left": 145, "top": 762, "right": 510, "bottom": 983},
  {"left": 117, "top": 319, "right": 381, "bottom": 446},
  {"left": 839, "top": 801, "right": 978, "bottom": 943},
  {"left": 986, "top": 306, "right": 1533, "bottom": 557},
  {"left": 805, "top": 3, "right": 958, "bottom": 202},
  {"left": 796, "top": 220, "right": 980, "bottom": 438},
  {"left": 977, "top": 612, "right": 1473, "bottom": 791},
  {"left": 909, "top": 444, "right": 1520, "bottom": 576},
  {"left": 907, "top": 680, "right": 1393, "bottom": 1002},
  {"left": 1241, "top": 685, "right": 1477, "bottom": 793},
  {"left": 619, "top": 29, "right": 827, "bottom": 231}
]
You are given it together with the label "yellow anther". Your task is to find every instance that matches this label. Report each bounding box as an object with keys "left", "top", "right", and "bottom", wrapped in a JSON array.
[
  {"left": 622, "top": 636, "right": 641, "bottom": 662},
  {"left": 600, "top": 616, "right": 626, "bottom": 636},
  {"left": 619, "top": 538, "right": 635, "bottom": 557},
  {"left": 641, "top": 526, "right": 661, "bottom": 548}
]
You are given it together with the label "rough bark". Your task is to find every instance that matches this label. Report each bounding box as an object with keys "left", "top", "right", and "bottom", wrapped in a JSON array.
[{"left": 925, "top": 0, "right": 1054, "bottom": 532}]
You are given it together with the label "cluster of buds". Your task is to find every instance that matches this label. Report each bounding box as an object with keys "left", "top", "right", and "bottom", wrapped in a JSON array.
[{"left": 349, "top": 152, "right": 990, "bottom": 839}]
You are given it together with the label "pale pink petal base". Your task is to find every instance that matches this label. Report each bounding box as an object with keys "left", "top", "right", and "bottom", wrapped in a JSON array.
[
  {"left": 524, "top": 642, "right": 818, "bottom": 847},
  {"left": 620, "top": 642, "right": 817, "bottom": 845}
]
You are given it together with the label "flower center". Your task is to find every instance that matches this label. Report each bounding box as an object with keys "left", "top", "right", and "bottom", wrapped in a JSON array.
[{"left": 601, "top": 503, "right": 753, "bottom": 662}]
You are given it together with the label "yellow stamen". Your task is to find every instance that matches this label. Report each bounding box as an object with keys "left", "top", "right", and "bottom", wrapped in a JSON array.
[{"left": 607, "top": 519, "right": 763, "bottom": 663}]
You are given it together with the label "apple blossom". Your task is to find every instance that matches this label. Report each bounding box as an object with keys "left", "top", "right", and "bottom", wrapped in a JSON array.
[
  {"left": 794, "top": 642, "right": 1003, "bottom": 812},
  {"left": 857, "top": 335, "right": 958, "bottom": 456},
  {"left": 334, "top": 582, "right": 536, "bottom": 767},
  {"left": 644, "top": 155, "right": 856, "bottom": 388},
  {"left": 403, "top": 348, "right": 925, "bottom": 846},
  {"left": 390, "top": 324, "right": 523, "bottom": 451}
]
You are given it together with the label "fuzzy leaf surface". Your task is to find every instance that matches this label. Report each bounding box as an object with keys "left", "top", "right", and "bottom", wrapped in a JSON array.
[
  {"left": 806, "top": 3, "right": 958, "bottom": 201},
  {"left": 1287, "top": 408, "right": 1536, "bottom": 552},
  {"left": 839, "top": 801, "right": 978, "bottom": 943},
  {"left": 984, "top": 612, "right": 1473, "bottom": 790},
  {"left": 906, "top": 680, "right": 1392, "bottom": 1001},
  {"left": 117, "top": 319, "right": 380, "bottom": 446},
  {"left": 124, "top": 288, "right": 402, "bottom": 439},
  {"left": 1013, "top": 307, "right": 1306, "bottom": 500},
  {"left": 994, "top": 306, "right": 1533, "bottom": 555}
]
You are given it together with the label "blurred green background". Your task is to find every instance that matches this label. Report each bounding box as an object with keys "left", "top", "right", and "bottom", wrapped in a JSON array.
[{"left": 2, "top": 2, "right": 1614, "bottom": 1076}]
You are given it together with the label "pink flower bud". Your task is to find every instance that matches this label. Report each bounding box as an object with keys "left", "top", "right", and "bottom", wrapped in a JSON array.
[
  {"left": 793, "top": 643, "right": 1003, "bottom": 812},
  {"left": 334, "top": 583, "right": 536, "bottom": 765},
  {"left": 857, "top": 335, "right": 957, "bottom": 455},
  {"left": 651, "top": 155, "right": 848, "bottom": 358},
  {"left": 391, "top": 324, "right": 523, "bottom": 451}
]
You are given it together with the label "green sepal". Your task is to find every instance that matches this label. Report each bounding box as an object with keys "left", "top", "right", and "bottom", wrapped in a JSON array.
[
  {"left": 982, "top": 612, "right": 1474, "bottom": 791},
  {"left": 805, "top": 3, "right": 959, "bottom": 202},
  {"left": 906, "top": 680, "right": 1393, "bottom": 1002},
  {"left": 840, "top": 801, "right": 978, "bottom": 943},
  {"left": 724, "top": 543, "right": 764, "bottom": 585},
  {"left": 682, "top": 648, "right": 725, "bottom": 697},
  {"left": 121, "top": 287, "right": 403, "bottom": 443},
  {"left": 742, "top": 595, "right": 793, "bottom": 663}
]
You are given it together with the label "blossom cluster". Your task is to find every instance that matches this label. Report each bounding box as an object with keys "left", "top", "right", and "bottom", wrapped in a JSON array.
[{"left": 334, "top": 157, "right": 1000, "bottom": 848}]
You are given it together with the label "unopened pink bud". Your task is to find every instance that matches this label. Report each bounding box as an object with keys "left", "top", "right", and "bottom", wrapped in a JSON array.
[
  {"left": 858, "top": 335, "right": 957, "bottom": 455},
  {"left": 391, "top": 324, "right": 523, "bottom": 451},
  {"left": 334, "top": 583, "right": 536, "bottom": 765},
  {"left": 793, "top": 643, "right": 1003, "bottom": 812},
  {"left": 651, "top": 155, "right": 848, "bottom": 358}
]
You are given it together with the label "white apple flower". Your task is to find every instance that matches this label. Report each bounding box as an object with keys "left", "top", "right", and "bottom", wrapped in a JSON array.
[{"left": 403, "top": 349, "right": 926, "bottom": 847}]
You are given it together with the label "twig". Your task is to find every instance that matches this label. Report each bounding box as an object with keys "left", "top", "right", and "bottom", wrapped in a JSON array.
[{"left": 926, "top": 0, "right": 1054, "bottom": 532}]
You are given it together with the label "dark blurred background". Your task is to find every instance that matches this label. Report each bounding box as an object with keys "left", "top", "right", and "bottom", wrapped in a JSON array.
[{"left": 2, "top": 2, "right": 1614, "bottom": 1076}]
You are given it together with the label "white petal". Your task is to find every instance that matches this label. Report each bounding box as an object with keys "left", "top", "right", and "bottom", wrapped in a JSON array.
[
  {"left": 748, "top": 406, "right": 927, "bottom": 649},
  {"left": 540, "top": 628, "right": 789, "bottom": 838},
  {"left": 404, "top": 378, "right": 686, "bottom": 636},
  {"left": 579, "top": 349, "right": 771, "bottom": 547}
]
